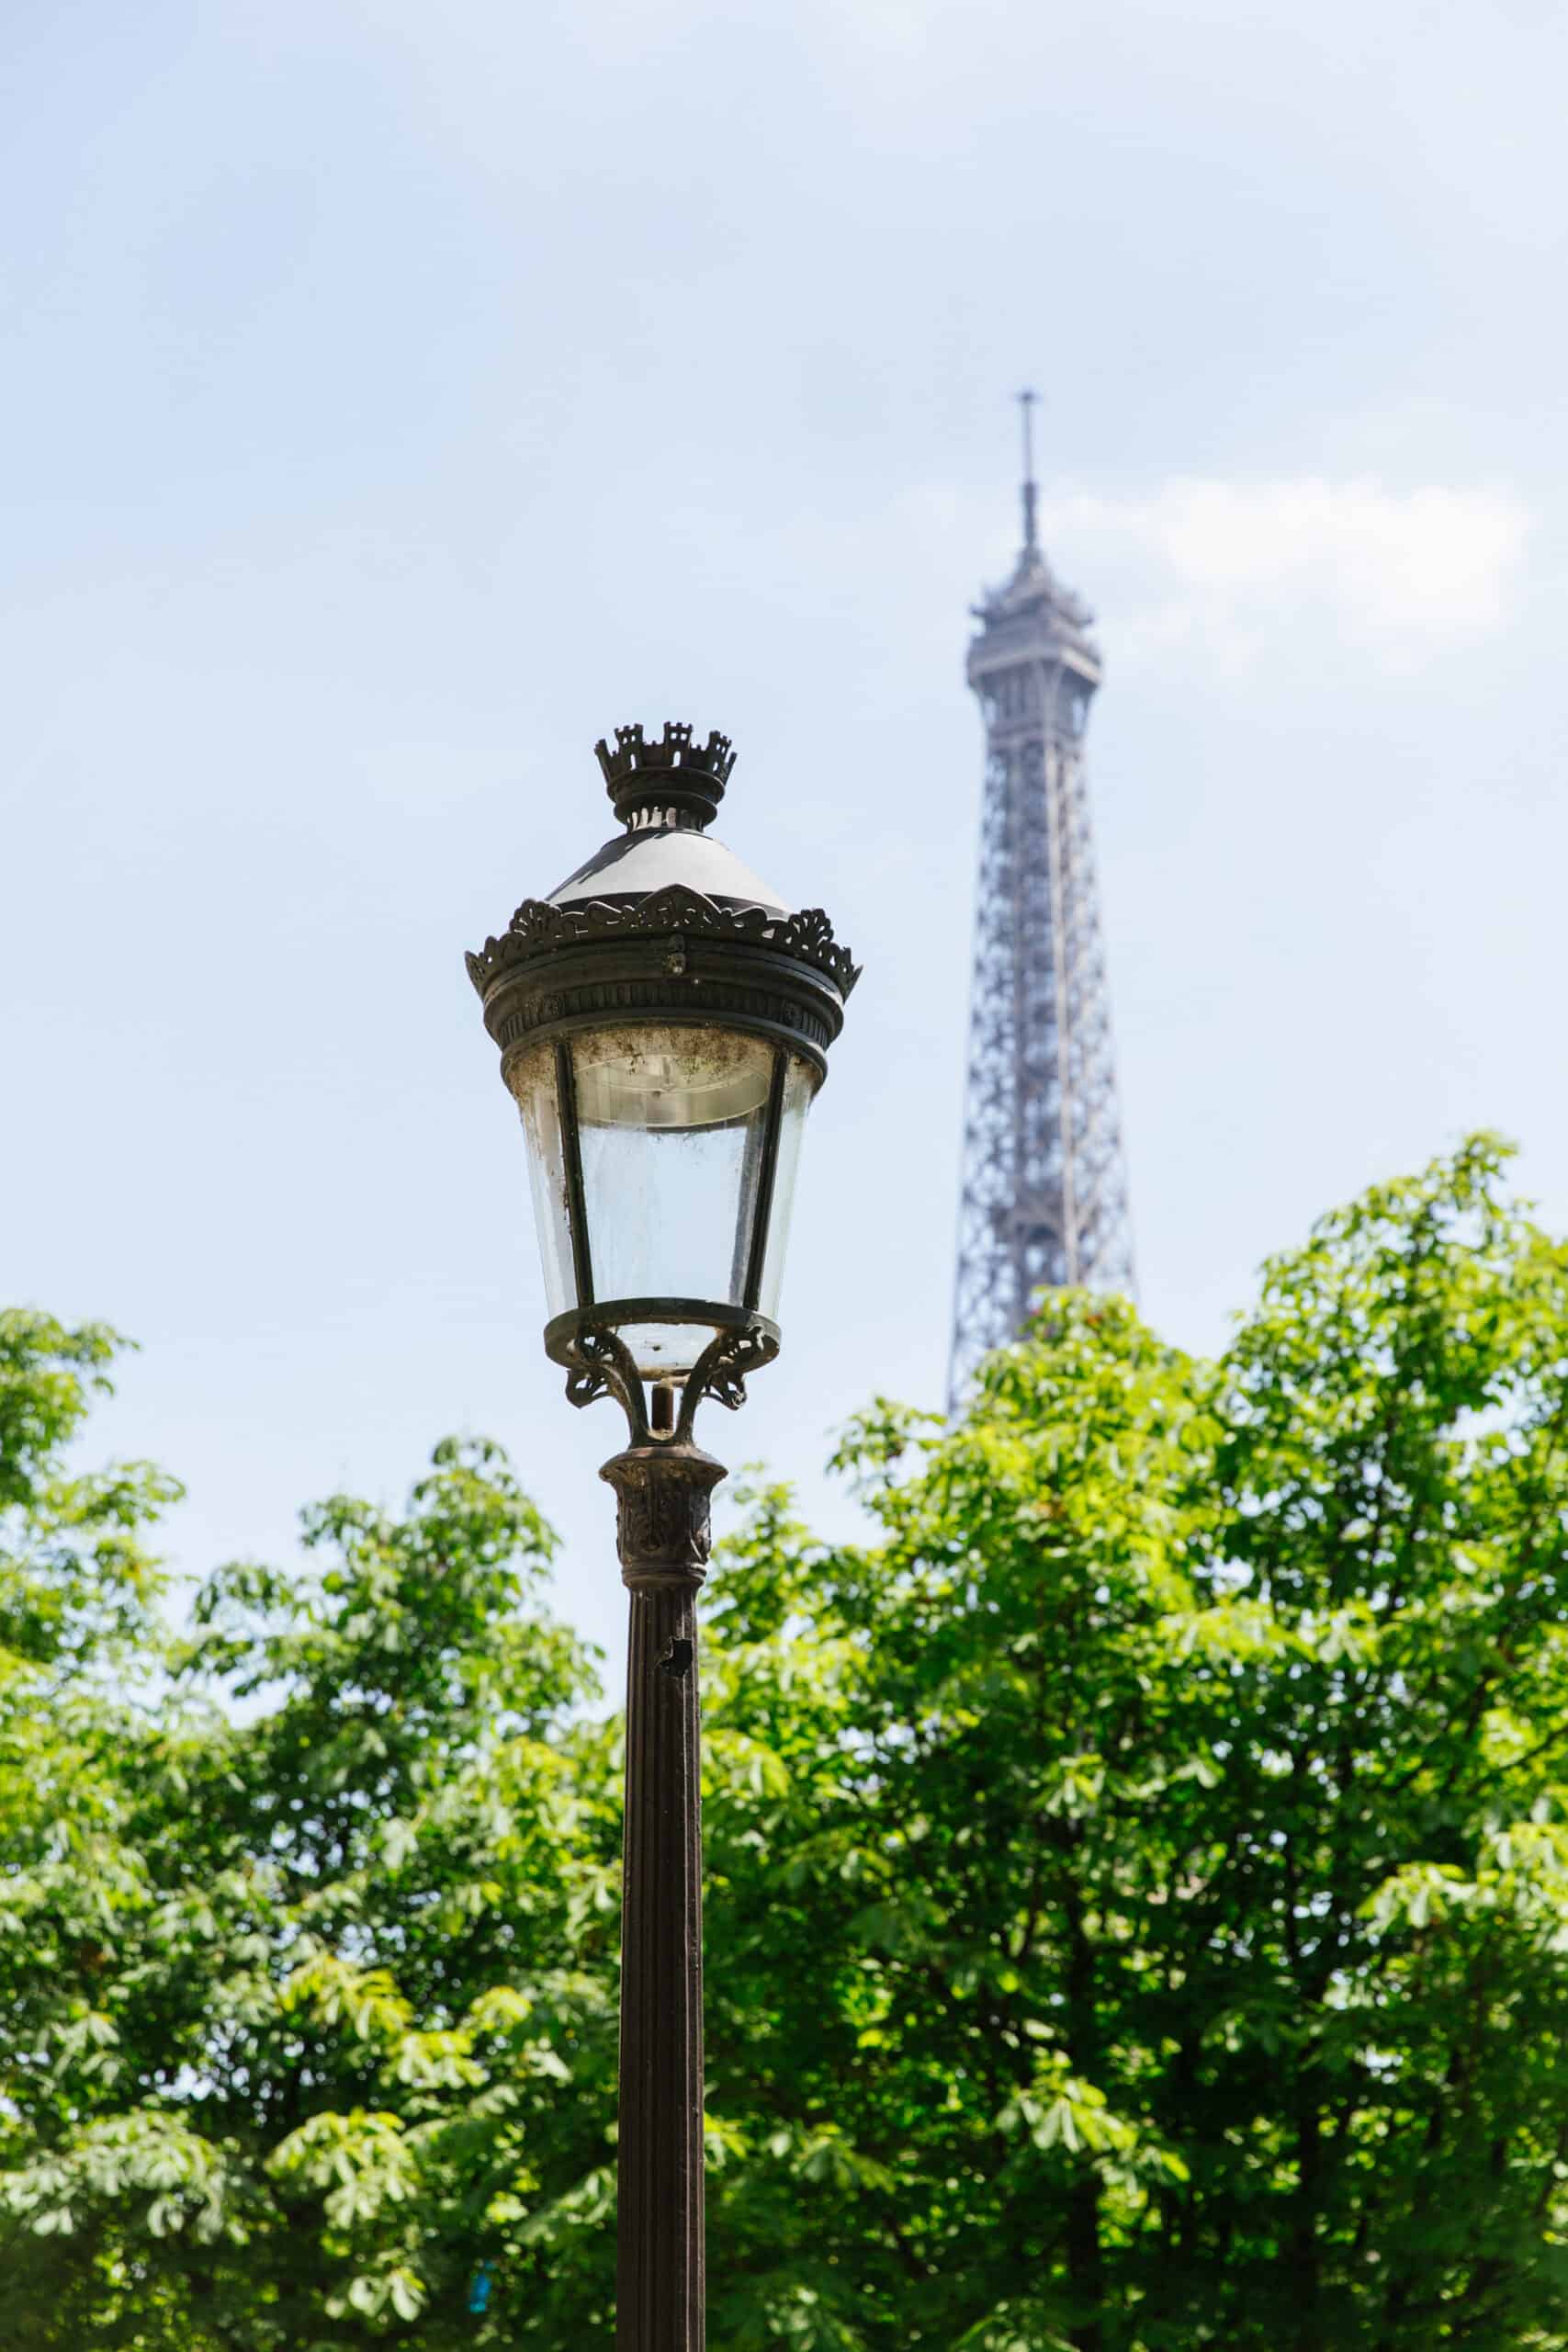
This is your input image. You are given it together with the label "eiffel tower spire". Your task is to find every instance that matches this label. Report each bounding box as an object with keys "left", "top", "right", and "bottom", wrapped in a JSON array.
[
  {"left": 949, "top": 413, "right": 1135, "bottom": 1406},
  {"left": 1018, "top": 386, "right": 1041, "bottom": 556}
]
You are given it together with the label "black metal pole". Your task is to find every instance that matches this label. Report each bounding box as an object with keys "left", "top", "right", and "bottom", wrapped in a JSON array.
[{"left": 602, "top": 1438, "right": 727, "bottom": 2352}]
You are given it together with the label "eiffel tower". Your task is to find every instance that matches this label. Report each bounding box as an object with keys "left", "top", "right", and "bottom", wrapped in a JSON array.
[{"left": 949, "top": 395, "right": 1134, "bottom": 1405}]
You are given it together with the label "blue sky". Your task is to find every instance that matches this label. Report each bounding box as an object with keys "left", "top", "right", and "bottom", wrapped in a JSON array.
[{"left": 4, "top": 0, "right": 1564, "bottom": 1676}]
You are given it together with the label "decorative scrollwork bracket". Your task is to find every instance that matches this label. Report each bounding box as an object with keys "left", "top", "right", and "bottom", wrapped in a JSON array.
[
  {"left": 545, "top": 1312, "right": 781, "bottom": 1584},
  {"left": 672, "top": 1323, "right": 777, "bottom": 1440},
  {"left": 545, "top": 1308, "right": 780, "bottom": 1453},
  {"left": 559, "top": 1324, "right": 651, "bottom": 1443}
]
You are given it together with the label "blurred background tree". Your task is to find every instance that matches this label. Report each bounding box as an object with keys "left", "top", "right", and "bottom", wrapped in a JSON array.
[{"left": 6, "top": 1137, "right": 1568, "bottom": 2349}]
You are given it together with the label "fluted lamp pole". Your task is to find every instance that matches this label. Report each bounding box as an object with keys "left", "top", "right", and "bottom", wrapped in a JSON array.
[{"left": 466, "top": 723, "right": 859, "bottom": 2351}]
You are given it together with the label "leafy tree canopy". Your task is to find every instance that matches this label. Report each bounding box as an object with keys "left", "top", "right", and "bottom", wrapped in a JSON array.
[{"left": 6, "top": 1138, "right": 1568, "bottom": 2349}]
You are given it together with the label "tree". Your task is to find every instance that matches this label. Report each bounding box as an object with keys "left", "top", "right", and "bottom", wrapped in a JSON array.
[
  {"left": 7, "top": 1138, "right": 1568, "bottom": 2347},
  {"left": 0, "top": 1309, "right": 185, "bottom": 2345},
  {"left": 1, "top": 1313, "right": 618, "bottom": 2346},
  {"left": 698, "top": 1133, "right": 1568, "bottom": 2349}
]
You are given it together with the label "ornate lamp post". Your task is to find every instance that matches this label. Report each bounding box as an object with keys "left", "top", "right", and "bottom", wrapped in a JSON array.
[{"left": 466, "top": 722, "right": 859, "bottom": 2351}]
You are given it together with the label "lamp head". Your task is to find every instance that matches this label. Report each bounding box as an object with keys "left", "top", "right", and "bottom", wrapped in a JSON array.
[{"left": 467, "top": 725, "right": 859, "bottom": 1442}]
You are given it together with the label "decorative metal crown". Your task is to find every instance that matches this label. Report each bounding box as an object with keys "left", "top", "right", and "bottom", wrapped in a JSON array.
[{"left": 593, "top": 722, "right": 736, "bottom": 825}]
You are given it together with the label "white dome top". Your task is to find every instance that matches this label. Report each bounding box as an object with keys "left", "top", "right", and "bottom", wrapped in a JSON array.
[{"left": 548, "top": 820, "right": 789, "bottom": 916}]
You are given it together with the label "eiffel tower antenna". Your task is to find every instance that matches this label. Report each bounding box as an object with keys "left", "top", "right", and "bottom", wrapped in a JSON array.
[{"left": 1017, "top": 386, "right": 1040, "bottom": 552}]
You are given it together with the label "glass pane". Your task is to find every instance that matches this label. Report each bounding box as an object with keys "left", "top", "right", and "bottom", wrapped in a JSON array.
[
  {"left": 757, "top": 1055, "right": 818, "bottom": 1320},
  {"left": 618, "top": 1319, "right": 723, "bottom": 1379},
  {"left": 571, "top": 1025, "right": 773, "bottom": 1351},
  {"left": 503, "top": 1041, "right": 578, "bottom": 1317}
]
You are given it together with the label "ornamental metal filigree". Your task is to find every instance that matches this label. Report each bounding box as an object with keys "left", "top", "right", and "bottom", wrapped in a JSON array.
[
  {"left": 547, "top": 1314, "right": 781, "bottom": 1451},
  {"left": 465, "top": 884, "right": 862, "bottom": 999},
  {"left": 682, "top": 1325, "right": 774, "bottom": 1425},
  {"left": 562, "top": 1326, "right": 646, "bottom": 1432}
]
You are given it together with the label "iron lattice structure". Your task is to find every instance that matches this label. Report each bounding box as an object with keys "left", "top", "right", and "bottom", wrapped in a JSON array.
[{"left": 949, "top": 400, "right": 1134, "bottom": 1405}]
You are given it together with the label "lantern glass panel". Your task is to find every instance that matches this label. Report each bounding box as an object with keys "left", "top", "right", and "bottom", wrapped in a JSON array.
[
  {"left": 756, "top": 1052, "right": 818, "bottom": 1320},
  {"left": 506, "top": 1023, "right": 822, "bottom": 1380},
  {"left": 507, "top": 1041, "right": 576, "bottom": 1317},
  {"left": 570, "top": 1025, "right": 773, "bottom": 1377}
]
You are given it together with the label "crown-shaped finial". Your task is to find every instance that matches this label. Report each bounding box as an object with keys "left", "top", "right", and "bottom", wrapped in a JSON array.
[{"left": 593, "top": 721, "right": 736, "bottom": 828}]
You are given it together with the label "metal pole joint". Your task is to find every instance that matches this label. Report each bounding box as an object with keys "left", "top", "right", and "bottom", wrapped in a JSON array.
[{"left": 603, "top": 1443, "right": 728, "bottom": 1593}]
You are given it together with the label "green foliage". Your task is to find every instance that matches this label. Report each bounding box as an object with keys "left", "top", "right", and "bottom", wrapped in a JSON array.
[
  {"left": 0, "top": 1309, "right": 178, "bottom": 1685},
  {"left": 9, "top": 1138, "right": 1568, "bottom": 2346},
  {"left": 0, "top": 1349, "right": 615, "bottom": 2348}
]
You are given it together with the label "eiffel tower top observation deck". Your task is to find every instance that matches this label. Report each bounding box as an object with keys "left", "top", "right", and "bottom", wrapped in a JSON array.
[{"left": 949, "top": 396, "right": 1134, "bottom": 1406}]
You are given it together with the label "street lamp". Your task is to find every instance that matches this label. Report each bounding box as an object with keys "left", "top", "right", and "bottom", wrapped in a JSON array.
[{"left": 466, "top": 721, "right": 859, "bottom": 2350}]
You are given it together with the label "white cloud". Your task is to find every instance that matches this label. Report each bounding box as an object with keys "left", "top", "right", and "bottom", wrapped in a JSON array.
[{"left": 1053, "top": 478, "right": 1532, "bottom": 671}]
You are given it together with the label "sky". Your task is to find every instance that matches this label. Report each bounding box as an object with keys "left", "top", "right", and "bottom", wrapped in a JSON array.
[{"left": 4, "top": 0, "right": 1565, "bottom": 1681}]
